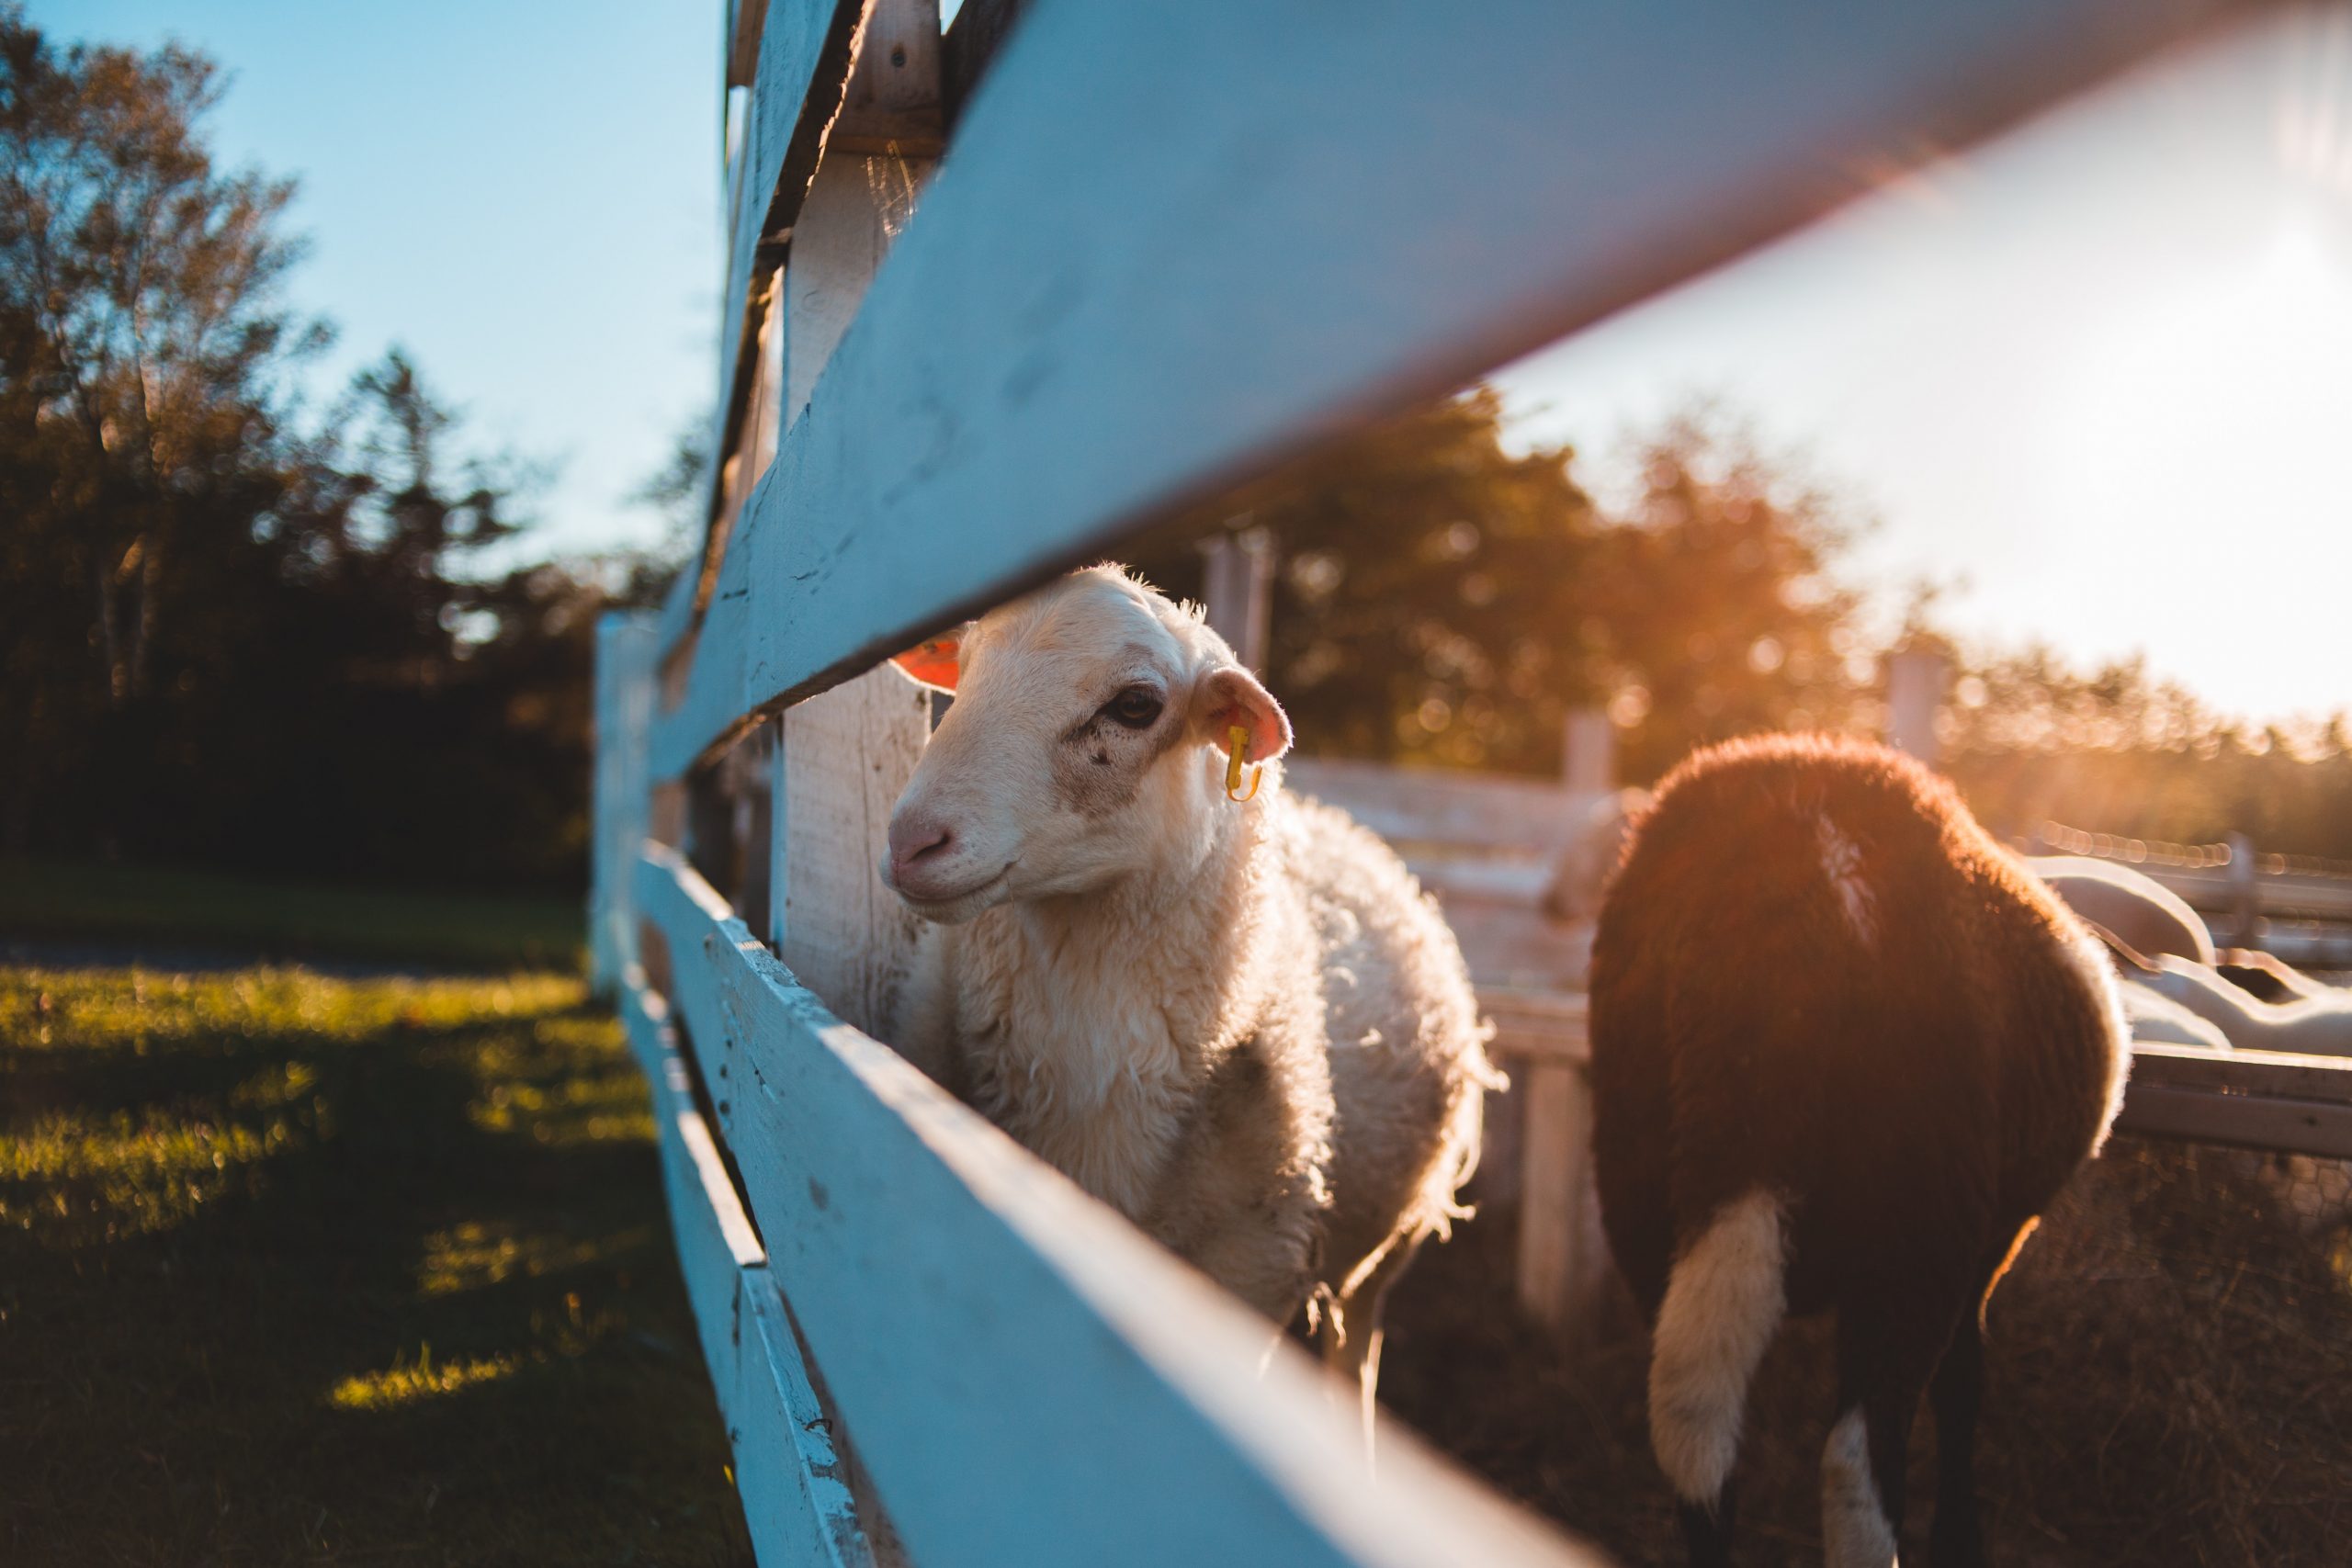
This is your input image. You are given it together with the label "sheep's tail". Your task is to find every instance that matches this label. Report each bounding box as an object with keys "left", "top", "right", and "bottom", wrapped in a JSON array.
[{"left": 1647, "top": 1190, "right": 1789, "bottom": 1506}]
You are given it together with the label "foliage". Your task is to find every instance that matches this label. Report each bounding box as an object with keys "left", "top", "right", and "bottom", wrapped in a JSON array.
[
  {"left": 1940, "top": 649, "right": 2352, "bottom": 855},
  {"left": 1134, "top": 395, "right": 1871, "bottom": 780},
  {"left": 0, "top": 961, "right": 752, "bottom": 1563},
  {"left": 0, "top": 11, "right": 654, "bottom": 887},
  {"left": 0, "top": 855, "right": 580, "bottom": 970}
]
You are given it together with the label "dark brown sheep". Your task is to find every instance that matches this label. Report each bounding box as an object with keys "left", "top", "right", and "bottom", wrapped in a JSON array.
[{"left": 1588, "top": 734, "right": 2129, "bottom": 1568}]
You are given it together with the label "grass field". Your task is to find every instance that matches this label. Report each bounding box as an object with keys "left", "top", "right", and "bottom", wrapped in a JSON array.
[
  {"left": 0, "top": 858, "right": 582, "bottom": 972},
  {"left": 0, "top": 962, "right": 752, "bottom": 1566}
]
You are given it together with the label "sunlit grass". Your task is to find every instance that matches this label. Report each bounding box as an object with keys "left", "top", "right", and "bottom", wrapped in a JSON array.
[
  {"left": 0, "top": 959, "right": 752, "bottom": 1562},
  {"left": 418, "top": 1218, "right": 658, "bottom": 1296},
  {"left": 331, "top": 1347, "right": 526, "bottom": 1411}
]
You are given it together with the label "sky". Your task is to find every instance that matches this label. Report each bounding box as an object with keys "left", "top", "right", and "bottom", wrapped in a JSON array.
[
  {"left": 38, "top": 0, "right": 724, "bottom": 558},
  {"left": 35, "top": 4, "right": 2352, "bottom": 723},
  {"left": 1496, "top": 8, "right": 2352, "bottom": 723}
]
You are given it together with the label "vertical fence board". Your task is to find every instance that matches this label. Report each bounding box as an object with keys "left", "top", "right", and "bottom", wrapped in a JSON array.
[
  {"left": 781, "top": 666, "right": 933, "bottom": 1038},
  {"left": 592, "top": 614, "right": 661, "bottom": 992}
]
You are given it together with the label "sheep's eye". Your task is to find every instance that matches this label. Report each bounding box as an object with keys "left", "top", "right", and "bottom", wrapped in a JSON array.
[{"left": 1103, "top": 686, "right": 1163, "bottom": 729}]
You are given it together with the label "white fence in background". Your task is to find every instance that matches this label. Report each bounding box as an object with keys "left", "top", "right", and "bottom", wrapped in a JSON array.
[{"left": 589, "top": 1, "right": 2275, "bottom": 1560}]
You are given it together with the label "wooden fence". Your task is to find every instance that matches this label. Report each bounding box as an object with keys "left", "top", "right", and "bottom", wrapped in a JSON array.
[{"left": 589, "top": 1, "right": 2279, "bottom": 1560}]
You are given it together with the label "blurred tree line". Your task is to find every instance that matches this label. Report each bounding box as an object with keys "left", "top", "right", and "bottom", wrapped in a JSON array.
[
  {"left": 1136, "top": 396, "right": 2352, "bottom": 862},
  {"left": 0, "top": 12, "right": 676, "bottom": 888},
  {"left": 8, "top": 11, "right": 2344, "bottom": 897}
]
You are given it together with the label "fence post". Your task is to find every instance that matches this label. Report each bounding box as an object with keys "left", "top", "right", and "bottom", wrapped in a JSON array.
[
  {"left": 1201, "top": 528, "right": 1275, "bottom": 674},
  {"left": 591, "top": 613, "right": 660, "bottom": 995},
  {"left": 1885, "top": 645, "right": 1949, "bottom": 765},
  {"left": 1561, "top": 705, "right": 1613, "bottom": 794},
  {"left": 770, "top": 0, "right": 944, "bottom": 1039},
  {"left": 2226, "top": 830, "right": 2260, "bottom": 949}
]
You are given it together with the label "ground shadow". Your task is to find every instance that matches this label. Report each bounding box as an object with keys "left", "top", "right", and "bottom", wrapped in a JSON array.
[
  {"left": 0, "top": 964, "right": 754, "bottom": 1567},
  {"left": 1379, "top": 1136, "right": 2352, "bottom": 1566}
]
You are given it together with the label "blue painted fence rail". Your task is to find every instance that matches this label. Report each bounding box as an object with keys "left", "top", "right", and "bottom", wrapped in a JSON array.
[{"left": 591, "top": 0, "right": 2270, "bottom": 1559}]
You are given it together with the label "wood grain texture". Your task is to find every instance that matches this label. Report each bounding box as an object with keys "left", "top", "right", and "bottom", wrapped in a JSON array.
[
  {"left": 620, "top": 973, "right": 880, "bottom": 1567},
  {"left": 786, "top": 154, "right": 933, "bottom": 422},
  {"left": 780, "top": 663, "right": 933, "bottom": 1037},
  {"left": 633, "top": 847, "right": 1605, "bottom": 1568},
  {"left": 657, "top": 0, "right": 2272, "bottom": 766}
]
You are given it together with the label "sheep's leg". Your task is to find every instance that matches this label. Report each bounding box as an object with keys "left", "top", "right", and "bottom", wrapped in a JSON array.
[
  {"left": 1927, "top": 1316, "right": 1985, "bottom": 1568},
  {"left": 1673, "top": 1481, "right": 1740, "bottom": 1568},
  {"left": 1826, "top": 1292, "right": 1969, "bottom": 1568}
]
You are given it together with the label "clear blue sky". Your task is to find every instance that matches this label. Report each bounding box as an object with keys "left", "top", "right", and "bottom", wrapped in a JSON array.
[
  {"left": 38, "top": 4, "right": 2352, "bottom": 722},
  {"left": 39, "top": 0, "right": 722, "bottom": 558}
]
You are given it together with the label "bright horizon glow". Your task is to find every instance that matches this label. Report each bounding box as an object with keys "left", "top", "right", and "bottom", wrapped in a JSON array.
[{"left": 1497, "top": 6, "right": 2352, "bottom": 725}]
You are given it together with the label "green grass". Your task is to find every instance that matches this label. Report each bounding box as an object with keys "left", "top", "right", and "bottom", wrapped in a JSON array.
[
  {"left": 0, "top": 858, "right": 583, "bottom": 972},
  {"left": 0, "top": 962, "right": 752, "bottom": 1566}
]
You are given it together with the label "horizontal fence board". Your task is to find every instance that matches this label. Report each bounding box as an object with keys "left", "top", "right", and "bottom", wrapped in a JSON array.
[
  {"left": 632, "top": 847, "right": 1601, "bottom": 1568},
  {"left": 1286, "top": 759, "right": 1598, "bottom": 857},
  {"left": 2124, "top": 1041, "right": 2352, "bottom": 1104},
  {"left": 1482, "top": 987, "right": 1593, "bottom": 1067},
  {"left": 2146, "top": 865, "right": 2352, "bottom": 921},
  {"left": 735, "top": 1267, "right": 877, "bottom": 1568},
  {"left": 636, "top": 845, "right": 766, "bottom": 1147},
  {"left": 2117, "top": 1082, "right": 2352, "bottom": 1159},
  {"left": 628, "top": 0, "right": 2274, "bottom": 770},
  {"left": 620, "top": 975, "right": 876, "bottom": 1567},
  {"left": 653, "top": 479, "right": 773, "bottom": 777}
]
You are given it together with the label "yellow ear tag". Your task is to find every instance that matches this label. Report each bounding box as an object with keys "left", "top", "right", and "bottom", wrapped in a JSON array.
[{"left": 1225, "top": 724, "right": 1262, "bottom": 803}]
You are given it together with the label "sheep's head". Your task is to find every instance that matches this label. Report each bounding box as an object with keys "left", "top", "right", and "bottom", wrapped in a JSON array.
[{"left": 880, "top": 565, "right": 1291, "bottom": 922}]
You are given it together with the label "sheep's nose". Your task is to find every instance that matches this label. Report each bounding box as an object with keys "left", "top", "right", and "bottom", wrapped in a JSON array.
[{"left": 887, "top": 812, "right": 955, "bottom": 883}]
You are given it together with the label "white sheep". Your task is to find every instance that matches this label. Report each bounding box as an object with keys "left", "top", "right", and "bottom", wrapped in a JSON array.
[{"left": 879, "top": 565, "right": 1497, "bottom": 1412}]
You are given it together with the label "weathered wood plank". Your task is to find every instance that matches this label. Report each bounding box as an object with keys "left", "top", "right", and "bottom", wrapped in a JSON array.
[
  {"left": 650, "top": 472, "right": 772, "bottom": 779},
  {"left": 635, "top": 844, "right": 765, "bottom": 1148},
  {"left": 632, "top": 0, "right": 2276, "bottom": 768},
  {"left": 735, "top": 1270, "right": 882, "bottom": 1568},
  {"left": 1514, "top": 1061, "right": 1603, "bottom": 1343},
  {"left": 592, "top": 614, "right": 662, "bottom": 993},
  {"left": 633, "top": 848, "right": 1602, "bottom": 1568},
  {"left": 2118, "top": 1082, "right": 2352, "bottom": 1159},
  {"left": 785, "top": 153, "right": 932, "bottom": 424},
  {"left": 2123, "top": 1041, "right": 2352, "bottom": 1104},
  {"left": 619, "top": 971, "right": 877, "bottom": 1567},
  {"left": 779, "top": 663, "right": 933, "bottom": 1037},
  {"left": 1482, "top": 987, "right": 1591, "bottom": 1067},
  {"left": 1288, "top": 759, "right": 1598, "bottom": 856}
]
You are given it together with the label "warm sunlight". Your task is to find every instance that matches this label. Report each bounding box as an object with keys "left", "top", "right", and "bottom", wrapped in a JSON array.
[{"left": 1498, "top": 8, "right": 2352, "bottom": 723}]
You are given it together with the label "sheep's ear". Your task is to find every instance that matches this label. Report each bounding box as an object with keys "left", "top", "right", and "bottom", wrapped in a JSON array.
[
  {"left": 889, "top": 629, "right": 964, "bottom": 692},
  {"left": 1191, "top": 664, "right": 1291, "bottom": 765}
]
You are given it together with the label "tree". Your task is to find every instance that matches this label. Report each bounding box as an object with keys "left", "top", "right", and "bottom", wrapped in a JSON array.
[
  {"left": 1133, "top": 395, "right": 1869, "bottom": 779},
  {"left": 0, "top": 6, "right": 321, "bottom": 848}
]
